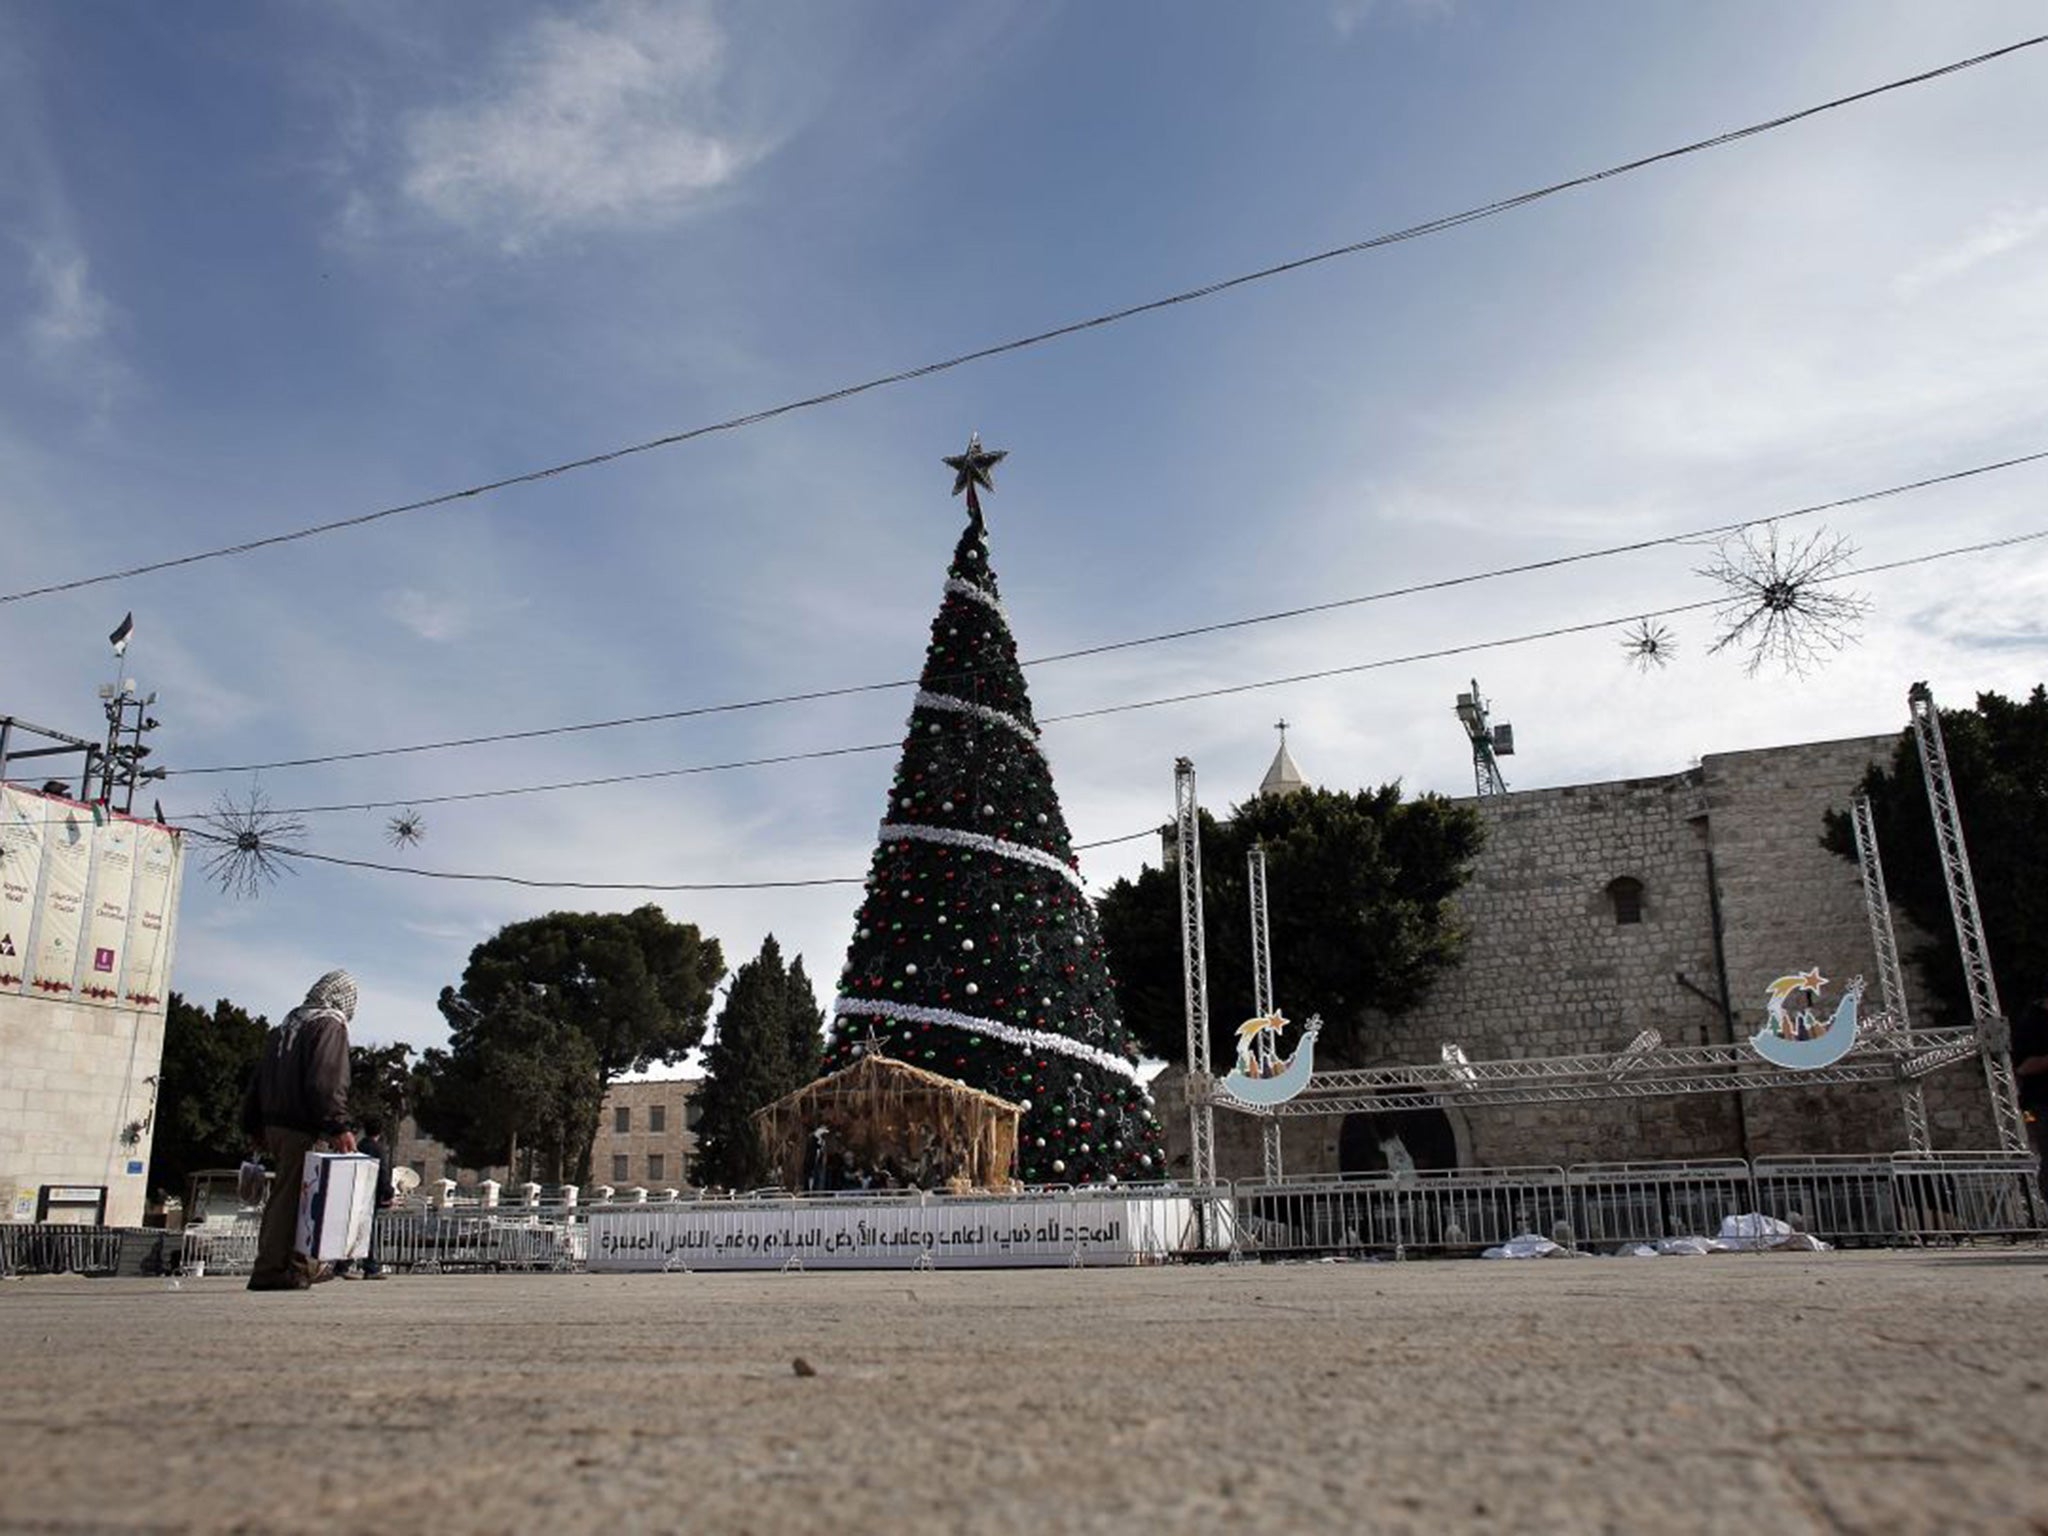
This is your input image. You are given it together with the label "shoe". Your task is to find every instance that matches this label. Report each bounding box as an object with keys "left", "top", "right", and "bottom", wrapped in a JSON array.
[
  {"left": 337, "top": 1270, "right": 360, "bottom": 1280},
  {"left": 247, "top": 1277, "right": 309, "bottom": 1292},
  {"left": 308, "top": 1265, "right": 336, "bottom": 1285}
]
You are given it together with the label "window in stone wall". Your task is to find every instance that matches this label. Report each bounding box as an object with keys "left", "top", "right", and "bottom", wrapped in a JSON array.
[
  {"left": 647, "top": 1153, "right": 665, "bottom": 1182},
  {"left": 649, "top": 1104, "right": 666, "bottom": 1134},
  {"left": 612, "top": 1154, "right": 629, "bottom": 1183},
  {"left": 685, "top": 1101, "right": 704, "bottom": 1131},
  {"left": 615, "top": 1104, "right": 631, "bottom": 1134},
  {"left": 1607, "top": 876, "right": 1645, "bottom": 925}
]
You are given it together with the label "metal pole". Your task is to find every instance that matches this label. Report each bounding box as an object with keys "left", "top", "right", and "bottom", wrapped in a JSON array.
[
  {"left": 1260, "top": 1117, "right": 1284, "bottom": 1183},
  {"left": 1175, "top": 758, "right": 1217, "bottom": 1220},
  {"left": 1906, "top": 683, "right": 2028, "bottom": 1156}
]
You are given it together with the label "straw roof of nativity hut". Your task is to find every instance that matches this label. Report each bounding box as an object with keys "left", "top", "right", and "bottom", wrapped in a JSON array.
[{"left": 752, "top": 1052, "right": 1023, "bottom": 1193}]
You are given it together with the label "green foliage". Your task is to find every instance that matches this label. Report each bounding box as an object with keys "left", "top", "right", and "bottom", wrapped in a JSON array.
[
  {"left": 416, "top": 906, "right": 723, "bottom": 1183},
  {"left": 148, "top": 993, "right": 268, "bottom": 1199},
  {"left": 347, "top": 1042, "right": 420, "bottom": 1134},
  {"left": 1821, "top": 685, "right": 2048, "bottom": 1024},
  {"left": 1096, "top": 786, "right": 1485, "bottom": 1064},
  {"left": 691, "top": 936, "right": 826, "bottom": 1190}
]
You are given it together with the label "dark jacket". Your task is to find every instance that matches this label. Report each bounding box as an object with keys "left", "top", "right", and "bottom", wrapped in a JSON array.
[
  {"left": 359, "top": 1134, "right": 396, "bottom": 1207},
  {"left": 241, "top": 1011, "right": 351, "bottom": 1137}
]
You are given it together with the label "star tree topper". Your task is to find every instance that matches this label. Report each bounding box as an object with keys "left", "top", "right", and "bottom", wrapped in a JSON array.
[{"left": 942, "top": 432, "right": 1007, "bottom": 532}]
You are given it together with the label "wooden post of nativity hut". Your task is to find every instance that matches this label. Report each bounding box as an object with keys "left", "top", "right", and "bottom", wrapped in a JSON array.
[{"left": 752, "top": 1053, "right": 1024, "bottom": 1194}]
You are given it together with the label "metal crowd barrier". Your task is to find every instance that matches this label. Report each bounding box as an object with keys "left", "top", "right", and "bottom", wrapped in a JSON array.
[
  {"left": 4, "top": 1155, "right": 2040, "bottom": 1276},
  {"left": 1566, "top": 1161, "right": 1756, "bottom": 1248},
  {"left": 1231, "top": 1167, "right": 1572, "bottom": 1258},
  {"left": 1750, "top": 1156, "right": 1899, "bottom": 1246},
  {"left": 0, "top": 1223, "right": 124, "bottom": 1277},
  {"left": 1888, "top": 1152, "right": 2045, "bottom": 1242}
]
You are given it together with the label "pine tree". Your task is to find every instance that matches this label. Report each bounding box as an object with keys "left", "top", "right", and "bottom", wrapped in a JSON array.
[
  {"left": 693, "top": 936, "right": 823, "bottom": 1189},
  {"left": 827, "top": 441, "right": 1166, "bottom": 1184}
]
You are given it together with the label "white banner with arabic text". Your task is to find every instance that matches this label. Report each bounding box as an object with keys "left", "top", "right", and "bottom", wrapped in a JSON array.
[{"left": 588, "top": 1193, "right": 1201, "bottom": 1270}]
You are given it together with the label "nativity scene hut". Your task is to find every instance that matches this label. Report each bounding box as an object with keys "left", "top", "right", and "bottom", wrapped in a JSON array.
[{"left": 752, "top": 1052, "right": 1024, "bottom": 1194}]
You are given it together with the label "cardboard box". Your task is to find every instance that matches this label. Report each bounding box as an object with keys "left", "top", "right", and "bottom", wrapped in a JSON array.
[{"left": 297, "top": 1152, "right": 377, "bottom": 1261}]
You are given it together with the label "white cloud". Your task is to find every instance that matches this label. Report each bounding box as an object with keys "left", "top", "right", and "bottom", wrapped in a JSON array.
[
  {"left": 399, "top": 0, "right": 757, "bottom": 249},
  {"left": 1894, "top": 205, "right": 2048, "bottom": 299},
  {"left": 26, "top": 247, "right": 110, "bottom": 353}
]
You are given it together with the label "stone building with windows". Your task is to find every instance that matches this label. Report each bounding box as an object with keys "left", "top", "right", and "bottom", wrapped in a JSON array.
[
  {"left": 1154, "top": 730, "right": 1998, "bottom": 1181},
  {"left": 394, "top": 1077, "right": 703, "bottom": 1191}
]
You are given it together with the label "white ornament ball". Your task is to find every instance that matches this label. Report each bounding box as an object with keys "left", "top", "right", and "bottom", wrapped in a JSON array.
[
  {"left": 1035, "top": 1137, "right": 1046, "bottom": 1149},
  {"left": 928, "top": 723, "right": 941, "bottom": 735},
  {"left": 1036, "top": 813, "right": 1048, "bottom": 825},
  {"left": 942, "top": 800, "right": 954, "bottom": 812},
  {"left": 982, "top": 804, "right": 995, "bottom": 816},
  {"left": 858, "top": 928, "right": 870, "bottom": 939},
  {"left": 1051, "top": 1159, "right": 1066, "bottom": 1174},
  {"left": 1017, "top": 1100, "right": 1032, "bottom": 1112},
  {"left": 965, "top": 982, "right": 979, "bottom": 996},
  {"left": 1140, "top": 1154, "right": 1154, "bottom": 1167},
  {"left": 961, "top": 938, "right": 975, "bottom": 951},
  {"left": 990, "top": 902, "right": 1001, "bottom": 913},
  {"left": 904, "top": 963, "right": 918, "bottom": 976}
]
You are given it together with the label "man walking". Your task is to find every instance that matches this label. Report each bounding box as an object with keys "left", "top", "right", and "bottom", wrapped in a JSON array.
[{"left": 241, "top": 970, "right": 358, "bottom": 1292}]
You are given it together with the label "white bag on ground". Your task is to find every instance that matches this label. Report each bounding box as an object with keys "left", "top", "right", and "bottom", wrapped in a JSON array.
[
  {"left": 297, "top": 1152, "right": 377, "bottom": 1261},
  {"left": 1482, "top": 1233, "right": 1567, "bottom": 1259}
]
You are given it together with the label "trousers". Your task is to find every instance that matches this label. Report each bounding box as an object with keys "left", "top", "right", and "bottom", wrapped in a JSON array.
[{"left": 250, "top": 1126, "right": 320, "bottom": 1290}]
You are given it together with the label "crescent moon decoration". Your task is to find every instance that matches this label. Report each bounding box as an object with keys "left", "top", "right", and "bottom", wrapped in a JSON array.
[
  {"left": 1748, "top": 976, "right": 1864, "bottom": 1069},
  {"left": 1220, "top": 1014, "right": 1323, "bottom": 1106}
]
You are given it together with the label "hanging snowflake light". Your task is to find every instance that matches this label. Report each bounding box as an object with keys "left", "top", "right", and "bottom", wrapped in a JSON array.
[
  {"left": 1620, "top": 619, "right": 1676, "bottom": 673},
  {"left": 198, "top": 789, "right": 307, "bottom": 899},
  {"left": 385, "top": 807, "right": 427, "bottom": 848},
  {"left": 1700, "top": 525, "right": 1869, "bottom": 677}
]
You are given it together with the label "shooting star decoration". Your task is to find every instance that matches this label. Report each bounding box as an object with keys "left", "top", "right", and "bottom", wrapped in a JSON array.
[
  {"left": 385, "top": 808, "right": 427, "bottom": 848},
  {"left": 1621, "top": 619, "right": 1676, "bottom": 672},
  {"left": 198, "top": 789, "right": 307, "bottom": 899},
  {"left": 1701, "top": 525, "right": 1869, "bottom": 677}
]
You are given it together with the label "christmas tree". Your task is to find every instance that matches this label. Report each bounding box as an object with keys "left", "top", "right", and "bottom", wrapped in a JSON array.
[{"left": 827, "top": 438, "right": 1166, "bottom": 1184}]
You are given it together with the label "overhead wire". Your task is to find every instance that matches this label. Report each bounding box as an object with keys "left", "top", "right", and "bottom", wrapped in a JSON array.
[
  {"left": 165, "top": 521, "right": 2046, "bottom": 888},
  {"left": 162, "top": 444, "right": 2048, "bottom": 778},
  {"left": 5, "top": 34, "right": 2042, "bottom": 609}
]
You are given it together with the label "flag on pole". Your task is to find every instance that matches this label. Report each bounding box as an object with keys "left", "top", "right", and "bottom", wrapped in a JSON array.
[{"left": 109, "top": 613, "right": 134, "bottom": 656}]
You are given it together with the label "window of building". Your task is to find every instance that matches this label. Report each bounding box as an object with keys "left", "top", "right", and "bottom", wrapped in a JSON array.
[
  {"left": 611, "top": 1154, "right": 629, "bottom": 1183},
  {"left": 685, "top": 1101, "right": 704, "bottom": 1132},
  {"left": 409, "top": 1161, "right": 427, "bottom": 1178},
  {"left": 1607, "top": 876, "right": 1645, "bottom": 925},
  {"left": 647, "top": 1153, "right": 665, "bottom": 1182},
  {"left": 615, "top": 1105, "right": 631, "bottom": 1134},
  {"left": 649, "top": 1104, "right": 666, "bottom": 1134}
]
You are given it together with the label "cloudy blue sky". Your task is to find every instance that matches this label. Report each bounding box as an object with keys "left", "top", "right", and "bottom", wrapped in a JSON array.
[{"left": 3, "top": 1, "right": 2045, "bottom": 1058}]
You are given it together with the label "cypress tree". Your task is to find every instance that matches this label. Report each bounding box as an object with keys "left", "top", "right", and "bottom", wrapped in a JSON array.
[{"left": 693, "top": 936, "right": 820, "bottom": 1189}]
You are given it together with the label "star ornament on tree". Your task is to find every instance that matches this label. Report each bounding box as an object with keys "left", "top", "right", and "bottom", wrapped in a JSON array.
[{"left": 942, "top": 433, "right": 1007, "bottom": 530}]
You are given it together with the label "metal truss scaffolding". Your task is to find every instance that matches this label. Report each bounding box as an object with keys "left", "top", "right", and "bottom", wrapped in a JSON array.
[
  {"left": 1907, "top": 683, "right": 2030, "bottom": 1156},
  {"left": 1174, "top": 758, "right": 1219, "bottom": 1218},
  {"left": 1850, "top": 792, "right": 1931, "bottom": 1152},
  {"left": 1246, "top": 842, "right": 1283, "bottom": 1181}
]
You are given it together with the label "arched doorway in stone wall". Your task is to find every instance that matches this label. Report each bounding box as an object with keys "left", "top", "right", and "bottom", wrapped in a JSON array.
[{"left": 1338, "top": 1103, "right": 1464, "bottom": 1174}]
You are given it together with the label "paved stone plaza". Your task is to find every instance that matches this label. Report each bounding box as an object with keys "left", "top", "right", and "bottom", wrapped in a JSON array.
[{"left": 2, "top": 1249, "right": 2042, "bottom": 1534}]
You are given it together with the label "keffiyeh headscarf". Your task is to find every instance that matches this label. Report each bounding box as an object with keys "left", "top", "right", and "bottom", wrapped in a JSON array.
[{"left": 297, "top": 969, "right": 358, "bottom": 1023}]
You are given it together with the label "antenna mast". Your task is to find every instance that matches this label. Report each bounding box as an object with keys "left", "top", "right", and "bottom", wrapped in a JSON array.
[{"left": 1454, "top": 679, "right": 1513, "bottom": 797}]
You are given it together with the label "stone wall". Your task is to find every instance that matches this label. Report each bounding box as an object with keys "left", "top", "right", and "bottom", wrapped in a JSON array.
[
  {"left": 1147, "top": 731, "right": 1999, "bottom": 1182},
  {"left": 0, "top": 994, "right": 166, "bottom": 1228}
]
